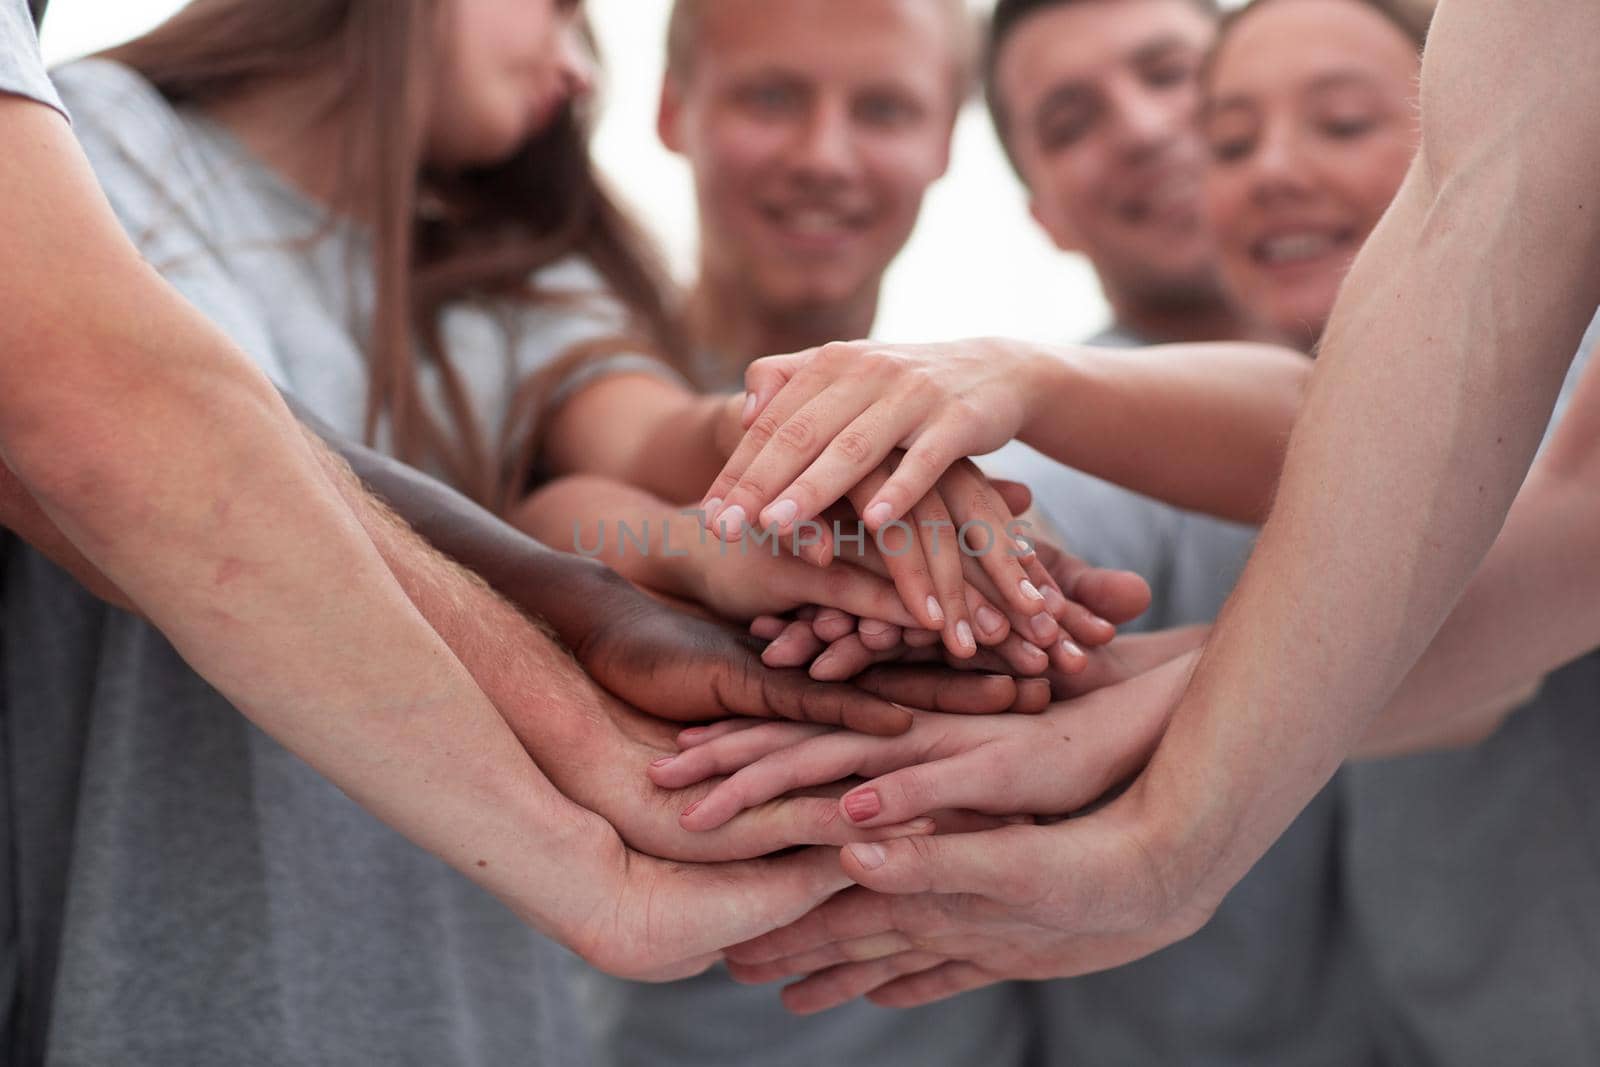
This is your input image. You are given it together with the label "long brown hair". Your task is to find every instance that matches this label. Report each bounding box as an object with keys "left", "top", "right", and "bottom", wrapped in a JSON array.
[{"left": 104, "top": 0, "right": 688, "bottom": 510}]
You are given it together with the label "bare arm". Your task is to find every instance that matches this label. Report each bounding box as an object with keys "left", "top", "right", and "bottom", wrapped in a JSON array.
[
  {"left": 542, "top": 373, "right": 743, "bottom": 504},
  {"left": 1132, "top": 0, "right": 1600, "bottom": 901},
  {"left": 0, "top": 95, "right": 631, "bottom": 940}
]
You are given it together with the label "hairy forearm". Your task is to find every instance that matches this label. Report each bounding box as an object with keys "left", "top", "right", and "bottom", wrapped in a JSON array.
[
  {"left": 1018, "top": 341, "right": 1308, "bottom": 523},
  {"left": 1133, "top": 0, "right": 1600, "bottom": 896},
  {"left": 284, "top": 396, "right": 634, "bottom": 648},
  {"left": 0, "top": 103, "right": 601, "bottom": 935}
]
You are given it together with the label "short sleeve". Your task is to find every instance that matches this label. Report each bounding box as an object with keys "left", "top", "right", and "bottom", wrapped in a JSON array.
[
  {"left": 49, "top": 60, "right": 293, "bottom": 387},
  {"left": 0, "top": 0, "right": 65, "bottom": 118},
  {"left": 510, "top": 257, "right": 687, "bottom": 412}
]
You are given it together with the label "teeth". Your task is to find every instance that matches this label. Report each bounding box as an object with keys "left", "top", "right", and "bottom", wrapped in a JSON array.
[{"left": 1258, "top": 233, "right": 1337, "bottom": 264}]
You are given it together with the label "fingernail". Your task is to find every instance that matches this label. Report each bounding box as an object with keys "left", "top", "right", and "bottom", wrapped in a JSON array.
[
  {"left": 812, "top": 652, "right": 840, "bottom": 676},
  {"left": 1042, "top": 585, "right": 1068, "bottom": 613},
  {"left": 863, "top": 502, "right": 894, "bottom": 528},
  {"left": 650, "top": 755, "right": 676, "bottom": 768},
  {"left": 764, "top": 498, "right": 799, "bottom": 529},
  {"left": 847, "top": 842, "right": 888, "bottom": 870},
  {"left": 681, "top": 800, "right": 702, "bottom": 818},
  {"left": 1015, "top": 537, "right": 1035, "bottom": 557},
  {"left": 1092, "top": 614, "right": 1112, "bottom": 631},
  {"left": 718, "top": 504, "right": 747, "bottom": 538},
  {"left": 975, "top": 605, "right": 1005, "bottom": 634},
  {"left": 956, "top": 620, "right": 976, "bottom": 652},
  {"left": 1020, "top": 579, "right": 1044, "bottom": 602},
  {"left": 1031, "top": 612, "right": 1057, "bottom": 642},
  {"left": 741, "top": 392, "right": 758, "bottom": 423},
  {"left": 859, "top": 619, "right": 891, "bottom": 637},
  {"left": 925, "top": 596, "right": 945, "bottom": 625},
  {"left": 1061, "top": 638, "right": 1084, "bottom": 659},
  {"left": 678, "top": 727, "right": 706, "bottom": 741},
  {"left": 701, "top": 497, "right": 722, "bottom": 524},
  {"left": 1021, "top": 640, "right": 1045, "bottom": 663},
  {"left": 843, "top": 789, "right": 881, "bottom": 822}
]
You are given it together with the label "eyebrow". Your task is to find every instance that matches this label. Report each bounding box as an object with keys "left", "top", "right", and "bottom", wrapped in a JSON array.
[
  {"left": 1206, "top": 70, "right": 1385, "bottom": 116},
  {"left": 1029, "top": 33, "right": 1201, "bottom": 130}
]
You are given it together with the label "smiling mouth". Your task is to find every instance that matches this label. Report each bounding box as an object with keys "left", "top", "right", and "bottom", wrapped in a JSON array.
[
  {"left": 1250, "top": 229, "right": 1358, "bottom": 267},
  {"left": 759, "top": 202, "right": 873, "bottom": 247}
]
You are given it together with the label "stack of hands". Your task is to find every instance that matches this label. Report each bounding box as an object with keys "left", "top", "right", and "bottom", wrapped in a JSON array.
[{"left": 534, "top": 339, "right": 1223, "bottom": 1006}]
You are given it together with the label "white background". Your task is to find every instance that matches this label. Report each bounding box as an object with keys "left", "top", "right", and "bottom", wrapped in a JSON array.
[{"left": 37, "top": 0, "right": 1240, "bottom": 344}]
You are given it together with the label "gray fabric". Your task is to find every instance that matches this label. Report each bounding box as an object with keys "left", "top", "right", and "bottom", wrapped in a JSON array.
[
  {"left": 1339, "top": 326, "right": 1599, "bottom": 1067},
  {"left": 0, "top": 58, "right": 634, "bottom": 1066},
  {"left": 0, "top": 0, "right": 62, "bottom": 116},
  {"left": 987, "top": 324, "right": 1374, "bottom": 1066}
]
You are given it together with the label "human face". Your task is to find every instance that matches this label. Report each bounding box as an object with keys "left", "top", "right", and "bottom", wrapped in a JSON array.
[
  {"left": 1203, "top": 0, "right": 1420, "bottom": 345},
  {"left": 427, "top": 0, "right": 594, "bottom": 168},
  {"left": 660, "top": 0, "right": 958, "bottom": 317},
  {"left": 996, "top": 0, "right": 1218, "bottom": 308}
]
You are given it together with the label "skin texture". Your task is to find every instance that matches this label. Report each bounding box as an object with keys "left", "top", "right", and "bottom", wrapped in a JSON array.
[
  {"left": 704, "top": 0, "right": 1600, "bottom": 1009},
  {"left": 1202, "top": 0, "right": 1423, "bottom": 348},
  {"left": 662, "top": 0, "right": 959, "bottom": 364},
  {"left": 995, "top": 0, "right": 1243, "bottom": 343}
]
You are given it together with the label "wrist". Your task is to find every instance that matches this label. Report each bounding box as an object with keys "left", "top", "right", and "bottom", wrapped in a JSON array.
[{"left": 1014, "top": 341, "right": 1083, "bottom": 446}]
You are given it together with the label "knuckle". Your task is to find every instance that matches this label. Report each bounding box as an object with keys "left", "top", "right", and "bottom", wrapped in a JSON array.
[
  {"left": 748, "top": 411, "right": 784, "bottom": 446},
  {"left": 833, "top": 430, "right": 875, "bottom": 465},
  {"left": 775, "top": 412, "right": 817, "bottom": 451}
]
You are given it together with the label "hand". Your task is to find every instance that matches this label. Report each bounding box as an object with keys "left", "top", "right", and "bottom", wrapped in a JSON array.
[
  {"left": 702, "top": 338, "right": 1050, "bottom": 542},
  {"left": 554, "top": 810, "right": 852, "bottom": 983},
  {"left": 506, "top": 674, "right": 938, "bottom": 864},
  {"left": 752, "top": 541, "right": 1157, "bottom": 685},
  {"left": 652, "top": 653, "right": 1196, "bottom": 832}
]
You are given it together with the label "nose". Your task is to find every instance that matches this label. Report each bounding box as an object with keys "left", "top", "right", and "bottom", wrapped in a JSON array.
[
  {"left": 790, "top": 98, "right": 857, "bottom": 183},
  {"left": 1244, "top": 121, "right": 1313, "bottom": 207},
  {"left": 556, "top": 24, "right": 595, "bottom": 100},
  {"left": 1109, "top": 79, "right": 1189, "bottom": 163}
]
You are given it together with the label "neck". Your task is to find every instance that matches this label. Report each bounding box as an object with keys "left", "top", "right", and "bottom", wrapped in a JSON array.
[
  {"left": 687, "top": 270, "right": 880, "bottom": 372},
  {"left": 203, "top": 70, "right": 368, "bottom": 212},
  {"left": 1106, "top": 283, "right": 1260, "bottom": 345}
]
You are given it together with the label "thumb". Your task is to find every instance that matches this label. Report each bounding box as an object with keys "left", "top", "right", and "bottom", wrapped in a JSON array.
[{"left": 840, "top": 826, "right": 1045, "bottom": 903}]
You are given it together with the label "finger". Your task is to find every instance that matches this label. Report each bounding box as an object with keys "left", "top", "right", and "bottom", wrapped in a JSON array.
[
  {"left": 984, "top": 632, "right": 1049, "bottom": 677},
  {"left": 990, "top": 478, "right": 1033, "bottom": 517},
  {"left": 651, "top": 721, "right": 833, "bottom": 789},
  {"left": 679, "top": 731, "right": 907, "bottom": 831},
  {"left": 749, "top": 615, "right": 789, "bottom": 641},
  {"left": 856, "top": 619, "right": 904, "bottom": 652},
  {"left": 812, "top": 633, "right": 896, "bottom": 682},
  {"left": 662, "top": 846, "right": 854, "bottom": 963},
  {"left": 738, "top": 796, "right": 937, "bottom": 851},
  {"left": 964, "top": 582, "right": 1013, "bottom": 647},
  {"left": 1071, "top": 567, "right": 1153, "bottom": 629},
  {"left": 939, "top": 461, "right": 1049, "bottom": 625},
  {"left": 1008, "top": 677, "right": 1052, "bottom": 714},
  {"left": 770, "top": 560, "right": 919, "bottom": 629},
  {"left": 903, "top": 627, "right": 942, "bottom": 648},
  {"left": 783, "top": 951, "right": 949, "bottom": 1015},
  {"left": 768, "top": 404, "right": 925, "bottom": 537},
  {"left": 858, "top": 418, "right": 978, "bottom": 532},
  {"left": 812, "top": 607, "right": 858, "bottom": 643},
  {"left": 840, "top": 826, "right": 1052, "bottom": 904},
  {"left": 676, "top": 718, "right": 767, "bottom": 749},
  {"left": 730, "top": 932, "right": 917, "bottom": 986},
  {"left": 715, "top": 382, "right": 877, "bottom": 542},
  {"left": 849, "top": 461, "right": 945, "bottom": 631},
  {"left": 724, "top": 886, "right": 902, "bottom": 966},
  {"left": 854, "top": 666, "right": 1025, "bottom": 715},
  {"left": 761, "top": 619, "right": 827, "bottom": 669},
  {"left": 866, "top": 962, "right": 998, "bottom": 1009},
  {"left": 909, "top": 490, "right": 976, "bottom": 660},
  {"left": 741, "top": 349, "right": 815, "bottom": 429}
]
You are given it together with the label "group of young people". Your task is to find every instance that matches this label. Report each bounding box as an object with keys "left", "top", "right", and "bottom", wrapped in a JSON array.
[{"left": 1, "top": 0, "right": 1597, "bottom": 1064}]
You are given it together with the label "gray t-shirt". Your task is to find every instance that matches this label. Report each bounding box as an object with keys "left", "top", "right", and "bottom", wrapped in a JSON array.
[
  {"left": 0, "top": 0, "right": 62, "bottom": 116},
  {"left": 0, "top": 57, "right": 672, "bottom": 1066},
  {"left": 1338, "top": 318, "right": 1600, "bottom": 1067}
]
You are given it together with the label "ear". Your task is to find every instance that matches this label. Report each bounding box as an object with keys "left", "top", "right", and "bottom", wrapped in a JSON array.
[
  {"left": 1029, "top": 191, "right": 1083, "bottom": 254},
  {"left": 658, "top": 72, "right": 686, "bottom": 155}
]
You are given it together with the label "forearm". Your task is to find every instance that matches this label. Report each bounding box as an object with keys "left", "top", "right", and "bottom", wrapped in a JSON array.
[
  {"left": 0, "top": 104, "right": 600, "bottom": 935},
  {"left": 515, "top": 473, "right": 704, "bottom": 601},
  {"left": 1017, "top": 340, "right": 1309, "bottom": 523},
  {"left": 542, "top": 375, "right": 741, "bottom": 503},
  {"left": 285, "top": 396, "right": 632, "bottom": 649},
  {"left": 1131, "top": 0, "right": 1600, "bottom": 898}
]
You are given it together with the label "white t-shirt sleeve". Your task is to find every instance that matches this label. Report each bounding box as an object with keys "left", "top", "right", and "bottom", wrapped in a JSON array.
[{"left": 0, "top": 0, "right": 65, "bottom": 117}]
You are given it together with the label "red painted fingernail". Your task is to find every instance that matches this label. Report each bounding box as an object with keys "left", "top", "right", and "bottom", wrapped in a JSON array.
[
  {"left": 682, "top": 800, "right": 701, "bottom": 818},
  {"left": 679, "top": 727, "right": 706, "bottom": 740},
  {"left": 843, "top": 789, "right": 882, "bottom": 822},
  {"left": 651, "top": 755, "right": 676, "bottom": 768}
]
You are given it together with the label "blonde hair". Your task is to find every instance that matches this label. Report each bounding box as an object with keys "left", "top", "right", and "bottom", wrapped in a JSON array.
[{"left": 666, "top": 0, "right": 981, "bottom": 104}]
